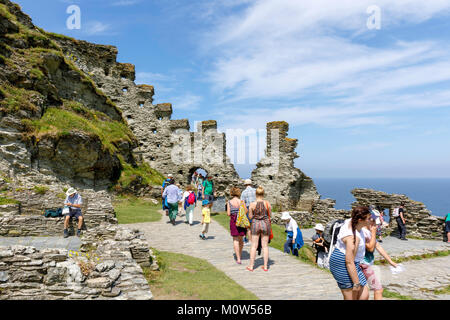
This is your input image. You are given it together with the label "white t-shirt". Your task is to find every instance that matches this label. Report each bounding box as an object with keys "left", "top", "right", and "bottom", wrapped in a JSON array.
[
  {"left": 335, "top": 219, "right": 366, "bottom": 262},
  {"left": 285, "top": 218, "right": 298, "bottom": 240}
]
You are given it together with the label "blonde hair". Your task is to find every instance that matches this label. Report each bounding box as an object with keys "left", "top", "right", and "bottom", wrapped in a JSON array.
[
  {"left": 255, "top": 186, "right": 264, "bottom": 197},
  {"left": 230, "top": 187, "right": 241, "bottom": 198},
  {"left": 186, "top": 185, "right": 193, "bottom": 191}
]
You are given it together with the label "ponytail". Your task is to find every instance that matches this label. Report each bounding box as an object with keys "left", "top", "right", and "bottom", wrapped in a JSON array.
[{"left": 351, "top": 206, "right": 370, "bottom": 244}]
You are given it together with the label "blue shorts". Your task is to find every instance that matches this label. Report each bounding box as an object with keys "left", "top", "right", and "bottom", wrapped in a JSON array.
[{"left": 66, "top": 208, "right": 82, "bottom": 219}]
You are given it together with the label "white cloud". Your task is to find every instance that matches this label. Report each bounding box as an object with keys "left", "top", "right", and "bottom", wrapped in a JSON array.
[
  {"left": 192, "top": 0, "right": 450, "bottom": 130},
  {"left": 84, "top": 21, "right": 111, "bottom": 35},
  {"left": 169, "top": 93, "right": 203, "bottom": 110},
  {"left": 111, "top": 0, "right": 141, "bottom": 6}
]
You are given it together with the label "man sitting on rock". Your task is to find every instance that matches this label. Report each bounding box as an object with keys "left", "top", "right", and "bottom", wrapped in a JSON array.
[{"left": 63, "top": 187, "right": 84, "bottom": 238}]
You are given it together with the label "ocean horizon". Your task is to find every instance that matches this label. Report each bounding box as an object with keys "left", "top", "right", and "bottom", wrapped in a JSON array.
[{"left": 314, "top": 178, "right": 450, "bottom": 218}]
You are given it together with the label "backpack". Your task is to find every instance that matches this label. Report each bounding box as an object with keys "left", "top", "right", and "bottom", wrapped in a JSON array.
[
  {"left": 187, "top": 192, "right": 196, "bottom": 205},
  {"left": 44, "top": 208, "right": 63, "bottom": 218},
  {"left": 323, "top": 219, "right": 346, "bottom": 250}
]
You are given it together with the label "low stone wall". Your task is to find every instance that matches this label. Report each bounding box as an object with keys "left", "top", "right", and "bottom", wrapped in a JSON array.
[
  {"left": 272, "top": 190, "right": 446, "bottom": 241},
  {"left": 0, "top": 224, "right": 157, "bottom": 300},
  {"left": 0, "top": 214, "right": 117, "bottom": 237}
]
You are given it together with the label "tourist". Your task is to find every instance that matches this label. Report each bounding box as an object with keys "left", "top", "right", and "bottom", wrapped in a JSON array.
[
  {"left": 197, "top": 174, "right": 204, "bottom": 202},
  {"left": 360, "top": 216, "right": 399, "bottom": 300},
  {"left": 199, "top": 200, "right": 212, "bottom": 240},
  {"left": 182, "top": 185, "right": 196, "bottom": 225},
  {"left": 393, "top": 202, "right": 407, "bottom": 240},
  {"left": 191, "top": 171, "right": 198, "bottom": 186},
  {"left": 162, "top": 178, "right": 182, "bottom": 225},
  {"left": 63, "top": 187, "right": 84, "bottom": 238},
  {"left": 329, "top": 206, "right": 371, "bottom": 300},
  {"left": 445, "top": 213, "right": 450, "bottom": 243},
  {"left": 312, "top": 223, "right": 328, "bottom": 268},
  {"left": 281, "top": 212, "right": 303, "bottom": 257},
  {"left": 202, "top": 175, "right": 215, "bottom": 203},
  {"left": 227, "top": 187, "right": 247, "bottom": 264},
  {"left": 370, "top": 205, "right": 384, "bottom": 242},
  {"left": 247, "top": 186, "right": 272, "bottom": 272},
  {"left": 241, "top": 179, "right": 256, "bottom": 246},
  {"left": 161, "top": 174, "right": 173, "bottom": 216}
]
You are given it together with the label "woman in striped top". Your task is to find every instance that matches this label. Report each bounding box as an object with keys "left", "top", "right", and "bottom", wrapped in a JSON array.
[{"left": 329, "top": 206, "right": 371, "bottom": 300}]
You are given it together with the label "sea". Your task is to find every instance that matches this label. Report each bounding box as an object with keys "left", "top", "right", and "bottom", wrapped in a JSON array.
[{"left": 314, "top": 178, "right": 450, "bottom": 219}]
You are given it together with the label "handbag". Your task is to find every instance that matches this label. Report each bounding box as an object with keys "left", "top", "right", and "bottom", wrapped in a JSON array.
[
  {"left": 235, "top": 200, "right": 250, "bottom": 228},
  {"left": 264, "top": 201, "right": 274, "bottom": 241}
]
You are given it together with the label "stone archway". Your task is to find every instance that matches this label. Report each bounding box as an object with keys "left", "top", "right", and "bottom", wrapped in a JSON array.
[{"left": 187, "top": 167, "right": 208, "bottom": 186}]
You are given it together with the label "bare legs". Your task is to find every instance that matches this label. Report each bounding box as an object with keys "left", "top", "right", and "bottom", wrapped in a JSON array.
[
  {"left": 233, "top": 236, "right": 243, "bottom": 263},
  {"left": 64, "top": 216, "right": 83, "bottom": 230},
  {"left": 248, "top": 234, "right": 269, "bottom": 270},
  {"left": 340, "top": 286, "right": 369, "bottom": 300}
]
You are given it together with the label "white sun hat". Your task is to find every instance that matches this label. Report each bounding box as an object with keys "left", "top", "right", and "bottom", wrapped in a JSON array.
[
  {"left": 314, "top": 223, "right": 325, "bottom": 232},
  {"left": 244, "top": 179, "right": 252, "bottom": 185},
  {"left": 280, "top": 212, "right": 292, "bottom": 220},
  {"left": 168, "top": 174, "right": 173, "bottom": 177},
  {"left": 66, "top": 187, "right": 77, "bottom": 196}
]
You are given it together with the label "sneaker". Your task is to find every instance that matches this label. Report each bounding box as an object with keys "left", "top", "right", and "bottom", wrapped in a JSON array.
[
  {"left": 199, "top": 234, "right": 203, "bottom": 239},
  {"left": 202, "top": 234, "right": 206, "bottom": 240},
  {"left": 63, "top": 229, "right": 69, "bottom": 238},
  {"left": 401, "top": 238, "right": 408, "bottom": 241},
  {"left": 76, "top": 229, "right": 81, "bottom": 237}
]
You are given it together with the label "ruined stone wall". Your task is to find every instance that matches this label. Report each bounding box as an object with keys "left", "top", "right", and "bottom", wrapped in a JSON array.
[
  {"left": 272, "top": 189, "right": 446, "bottom": 241},
  {"left": 251, "top": 122, "right": 320, "bottom": 211},
  {"left": 51, "top": 37, "right": 241, "bottom": 196},
  {"left": 0, "top": 224, "right": 157, "bottom": 300},
  {"left": 351, "top": 188, "right": 446, "bottom": 241}
]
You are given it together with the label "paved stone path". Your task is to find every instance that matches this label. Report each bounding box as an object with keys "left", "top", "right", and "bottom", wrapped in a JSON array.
[
  {"left": 125, "top": 205, "right": 343, "bottom": 300},
  {"left": 378, "top": 255, "right": 450, "bottom": 300},
  {"left": 0, "top": 236, "right": 81, "bottom": 251}
]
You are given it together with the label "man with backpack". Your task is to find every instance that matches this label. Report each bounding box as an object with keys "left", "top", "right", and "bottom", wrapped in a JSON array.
[
  {"left": 182, "top": 185, "right": 197, "bottom": 226},
  {"left": 202, "top": 175, "right": 215, "bottom": 203},
  {"left": 393, "top": 202, "right": 407, "bottom": 240}
]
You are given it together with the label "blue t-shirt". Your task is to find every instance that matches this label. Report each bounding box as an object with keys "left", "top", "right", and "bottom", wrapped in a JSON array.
[{"left": 446, "top": 214, "right": 450, "bottom": 222}]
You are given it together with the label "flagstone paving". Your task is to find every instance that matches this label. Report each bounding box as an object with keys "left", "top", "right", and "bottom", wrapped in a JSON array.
[
  {"left": 0, "top": 236, "right": 81, "bottom": 251},
  {"left": 126, "top": 205, "right": 449, "bottom": 300}
]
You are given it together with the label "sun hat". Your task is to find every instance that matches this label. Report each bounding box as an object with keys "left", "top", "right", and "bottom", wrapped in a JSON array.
[
  {"left": 167, "top": 174, "right": 173, "bottom": 178},
  {"left": 280, "top": 212, "right": 292, "bottom": 220},
  {"left": 202, "top": 200, "right": 210, "bottom": 206},
  {"left": 244, "top": 179, "right": 252, "bottom": 185},
  {"left": 314, "top": 223, "right": 325, "bottom": 232},
  {"left": 66, "top": 187, "right": 77, "bottom": 196}
]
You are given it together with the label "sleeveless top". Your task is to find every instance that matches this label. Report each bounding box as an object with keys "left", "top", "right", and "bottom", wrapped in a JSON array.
[
  {"left": 253, "top": 201, "right": 269, "bottom": 220},
  {"left": 229, "top": 200, "right": 241, "bottom": 215}
]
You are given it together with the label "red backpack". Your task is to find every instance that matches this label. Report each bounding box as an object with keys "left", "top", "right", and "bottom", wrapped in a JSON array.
[{"left": 187, "top": 192, "right": 196, "bottom": 205}]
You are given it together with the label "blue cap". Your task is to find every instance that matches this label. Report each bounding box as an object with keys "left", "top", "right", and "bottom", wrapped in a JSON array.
[{"left": 202, "top": 200, "right": 210, "bottom": 206}]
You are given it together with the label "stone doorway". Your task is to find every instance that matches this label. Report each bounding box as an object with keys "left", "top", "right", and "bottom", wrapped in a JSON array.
[{"left": 187, "top": 167, "right": 208, "bottom": 186}]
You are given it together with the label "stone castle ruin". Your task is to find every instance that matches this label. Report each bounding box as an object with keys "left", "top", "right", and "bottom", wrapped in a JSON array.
[{"left": 0, "top": 0, "right": 446, "bottom": 300}]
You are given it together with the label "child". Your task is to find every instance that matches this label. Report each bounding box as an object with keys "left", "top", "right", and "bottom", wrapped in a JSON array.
[
  {"left": 312, "top": 223, "right": 328, "bottom": 268},
  {"left": 200, "top": 200, "right": 211, "bottom": 240},
  {"left": 182, "top": 185, "right": 196, "bottom": 225},
  {"left": 360, "top": 216, "right": 399, "bottom": 300}
]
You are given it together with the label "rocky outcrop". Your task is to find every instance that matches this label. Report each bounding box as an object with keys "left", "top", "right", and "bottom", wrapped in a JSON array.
[{"left": 251, "top": 122, "right": 320, "bottom": 211}]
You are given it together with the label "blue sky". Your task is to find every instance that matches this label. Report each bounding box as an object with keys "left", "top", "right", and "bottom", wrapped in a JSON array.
[{"left": 14, "top": 0, "right": 450, "bottom": 178}]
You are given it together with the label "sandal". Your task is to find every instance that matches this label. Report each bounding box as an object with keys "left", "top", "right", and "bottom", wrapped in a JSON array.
[
  {"left": 246, "top": 266, "right": 253, "bottom": 272},
  {"left": 263, "top": 268, "right": 269, "bottom": 272},
  {"left": 236, "top": 260, "right": 242, "bottom": 265}
]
